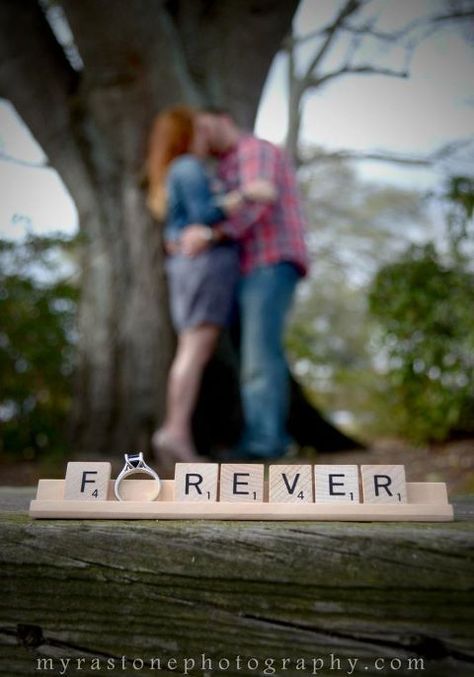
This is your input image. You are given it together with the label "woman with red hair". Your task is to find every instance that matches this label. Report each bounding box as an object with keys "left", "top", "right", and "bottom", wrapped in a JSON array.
[{"left": 146, "top": 106, "right": 241, "bottom": 470}]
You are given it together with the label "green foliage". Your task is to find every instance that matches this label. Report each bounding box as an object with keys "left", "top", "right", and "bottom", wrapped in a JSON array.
[
  {"left": 0, "top": 234, "right": 79, "bottom": 460},
  {"left": 445, "top": 176, "right": 474, "bottom": 259},
  {"left": 368, "top": 178, "right": 474, "bottom": 443},
  {"left": 289, "top": 166, "right": 474, "bottom": 444},
  {"left": 287, "top": 159, "right": 431, "bottom": 437},
  {"left": 447, "top": 176, "right": 474, "bottom": 220}
]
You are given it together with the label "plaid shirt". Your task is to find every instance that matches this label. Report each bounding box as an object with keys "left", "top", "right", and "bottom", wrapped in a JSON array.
[{"left": 216, "top": 134, "right": 309, "bottom": 276}]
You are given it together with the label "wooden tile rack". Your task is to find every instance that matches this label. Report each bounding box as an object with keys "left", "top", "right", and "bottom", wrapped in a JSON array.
[{"left": 29, "top": 478, "right": 454, "bottom": 521}]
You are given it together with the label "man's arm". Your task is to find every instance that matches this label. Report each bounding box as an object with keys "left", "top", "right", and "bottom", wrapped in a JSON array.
[
  {"left": 219, "top": 137, "right": 278, "bottom": 239},
  {"left": 179, "top": 224, "right": 224, "bottom": 257},
  {"left": 180, "top": 139, "right": 279, "bottom": 256}
]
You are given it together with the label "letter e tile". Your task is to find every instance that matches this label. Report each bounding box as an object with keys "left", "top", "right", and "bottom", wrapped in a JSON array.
[
  {"left": 219, "top": 464, "right": 264, "bottom": 502},
  {"left": 314, "top": 465, "right": 360, "bottom": 503}
]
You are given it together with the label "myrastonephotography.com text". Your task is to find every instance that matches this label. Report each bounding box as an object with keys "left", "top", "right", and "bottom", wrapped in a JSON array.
[{"left": 34, "top": 653, "right": 428, "bottom": 675}]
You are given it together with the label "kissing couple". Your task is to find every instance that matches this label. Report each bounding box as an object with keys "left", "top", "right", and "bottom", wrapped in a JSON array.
[{"left": 146, "top": 105, "right": 308, "bottom": 473}]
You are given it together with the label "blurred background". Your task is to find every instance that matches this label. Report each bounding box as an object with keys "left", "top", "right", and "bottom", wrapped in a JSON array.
[{"left": 1, "top": 0, "right": 473, "bottom": 492}]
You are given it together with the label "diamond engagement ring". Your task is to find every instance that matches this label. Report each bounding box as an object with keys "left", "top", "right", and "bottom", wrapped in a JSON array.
[{"left": 114, "top": 452, "right": 161, "bottom": 501}]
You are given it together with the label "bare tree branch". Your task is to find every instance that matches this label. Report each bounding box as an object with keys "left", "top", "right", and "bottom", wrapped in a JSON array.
[
  {"left": 283, "top": 27, "right": 326, "bottom": 49},
  {"left": 285, "top": 20, "right": 396, "bottom": 50},
  {"left": 284, "top": 0, "right": 474, "bottom": 166},
  {"left": 403, "top": 9, "right": 474, "bottom": 32},
  {"left": 302, "top": 0, "right": 364, "bottom": 81},
  {"left": 299, "top": 149, "right": 431, "bottom": 168},
  {"left": 308, "top": 64, "right": 408, "bottom": 89},
  {"left": 283, "top": 0, "right": 375, "bottom": 49},
  {"left": 298, "top": 137, "right": 472, "bottom": 168},
  {"left": 339, "top": 22, "right": 399, "bottom": 42},
  {"left": 343, "top": 19, "right": 366, "bottom": 64},
  {"left": 341, "top": 9, "right": 474, "bottom": 44}
]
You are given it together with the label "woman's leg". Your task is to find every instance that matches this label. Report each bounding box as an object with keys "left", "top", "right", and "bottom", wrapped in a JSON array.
[{"left": 154, "top": 324, "right": 220, "bottom": 461}]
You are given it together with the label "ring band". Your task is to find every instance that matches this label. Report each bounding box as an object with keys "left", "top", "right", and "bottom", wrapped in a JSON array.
[{"left": 114, "top": 452, "right": 161, "bottom": 501}]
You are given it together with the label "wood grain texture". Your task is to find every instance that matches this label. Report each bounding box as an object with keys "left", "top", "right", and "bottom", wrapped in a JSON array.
[{"left": 1, "top": 488, "right": 473, "bottom": 676}]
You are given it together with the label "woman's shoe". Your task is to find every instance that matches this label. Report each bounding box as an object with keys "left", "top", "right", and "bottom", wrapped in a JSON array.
[{"left": 151, "top": 429, "right": 203, "bottom": 475}]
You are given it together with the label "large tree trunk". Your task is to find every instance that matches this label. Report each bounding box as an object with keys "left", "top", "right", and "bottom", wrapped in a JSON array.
[
  {"left": 1, "top": 0, "right": 364, "bottom": 459},
  {"left": 1, "top": 0, "right": 306, "bottom": 456},
  {"left": 65, "top": 0, "right": 302, "bottom": 454}
]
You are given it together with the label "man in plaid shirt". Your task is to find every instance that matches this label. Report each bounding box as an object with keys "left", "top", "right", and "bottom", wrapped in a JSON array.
[{"left": 181, "top": 109, "right": 309, "bottom": 460}]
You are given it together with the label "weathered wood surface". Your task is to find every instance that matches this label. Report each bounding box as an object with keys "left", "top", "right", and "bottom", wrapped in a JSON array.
[{"left": 1, "top": 488, "right": 473, "bottom": 677}]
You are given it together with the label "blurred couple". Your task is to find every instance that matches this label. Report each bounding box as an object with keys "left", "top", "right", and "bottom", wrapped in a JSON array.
[{"left": 146, "top": 106, "right": 308, "bottom": 471}]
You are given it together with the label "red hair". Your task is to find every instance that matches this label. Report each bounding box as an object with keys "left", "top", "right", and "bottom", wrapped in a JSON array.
[{"left": 146, "top": 106, "right": 195, "bottom": 220}]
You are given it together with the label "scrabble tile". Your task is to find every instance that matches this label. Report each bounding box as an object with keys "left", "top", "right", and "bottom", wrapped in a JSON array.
[
  {"left": 64, "top": 462, "right": 111, "bottom": 501},
  {"left": 361, "top": 465, "right": 407, "bottom": 503},
  {"left": 174, "top": 463, "right": 219, "bottom": 502},
  {"left": 269, "top": 465, "right": 313, "bottom": 503},
  {"left": 314, "top": 465, "right": 360, "bottom": 503},
  {"left": 219, "top": 464, "right": 264, "bottom": 502}
]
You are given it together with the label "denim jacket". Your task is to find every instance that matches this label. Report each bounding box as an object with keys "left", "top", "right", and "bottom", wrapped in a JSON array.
[{"left": 164, "top": 154, "right": 225, "bottom": 243}]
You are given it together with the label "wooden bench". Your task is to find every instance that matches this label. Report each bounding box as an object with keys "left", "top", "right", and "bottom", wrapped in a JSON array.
[{"left": 1, "top": 488, "right": 473, "bottom": 676}]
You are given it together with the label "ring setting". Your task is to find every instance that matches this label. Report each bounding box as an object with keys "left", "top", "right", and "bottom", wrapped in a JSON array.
[{"left": 114, "top": 452, "right": 161, "bottom": 501}]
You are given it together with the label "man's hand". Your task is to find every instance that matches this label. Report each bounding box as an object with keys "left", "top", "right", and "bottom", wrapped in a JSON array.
[
  {"left": 180, "top": 224, "right": 213, "bottom": 257},
  {"left": 242, "top": 179, "right": 277, "bottom": 203},
  {"left": 220, "top": 190, "right": 244, "bottom": 215}
]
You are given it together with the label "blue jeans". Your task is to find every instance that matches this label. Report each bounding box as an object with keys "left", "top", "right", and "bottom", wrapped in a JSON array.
[{"left": 238, "top": 262, "right": 300, "bottom": 458}]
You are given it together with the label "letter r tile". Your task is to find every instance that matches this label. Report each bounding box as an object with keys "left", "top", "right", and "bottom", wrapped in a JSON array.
[
  {"left": 64, "top": 462, "right": 111, "bottom": 501},
  {"left": 219, "top": 464, "right": 264, "bottom": 502},
  {"left": 174, "top": 463, "right": 219, "bottom": 501},
  {"left": 361, "top": 465, "right": 407, "bottom": 503}
]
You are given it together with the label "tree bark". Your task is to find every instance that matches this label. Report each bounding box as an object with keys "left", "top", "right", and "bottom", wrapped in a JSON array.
[{"left": 1, "top": 0, "right": 362, "bottom": 457}]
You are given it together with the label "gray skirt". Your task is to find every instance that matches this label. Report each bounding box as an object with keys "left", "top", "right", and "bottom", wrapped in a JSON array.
[{"left": 165, "top": 244, "right": 240, "bottom": 332}]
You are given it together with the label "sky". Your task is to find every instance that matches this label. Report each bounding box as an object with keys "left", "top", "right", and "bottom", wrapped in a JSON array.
[
  {"left": 0, "top": 101, "right": 76, "bottom": 239},
  {"left": 256, "top": 0, "right": 474, "bottom": 187},
  {"left": 0, "top": 0, "right": 473, "bottom": 241}
]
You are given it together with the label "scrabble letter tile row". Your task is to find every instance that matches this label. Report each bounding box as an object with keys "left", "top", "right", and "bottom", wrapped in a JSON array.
[
  {"left": 175, "top": 463, "right": 406, "bottom": 504},
  {"left": 29, "top": 461, "right": 453, "bottom": 521}
]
